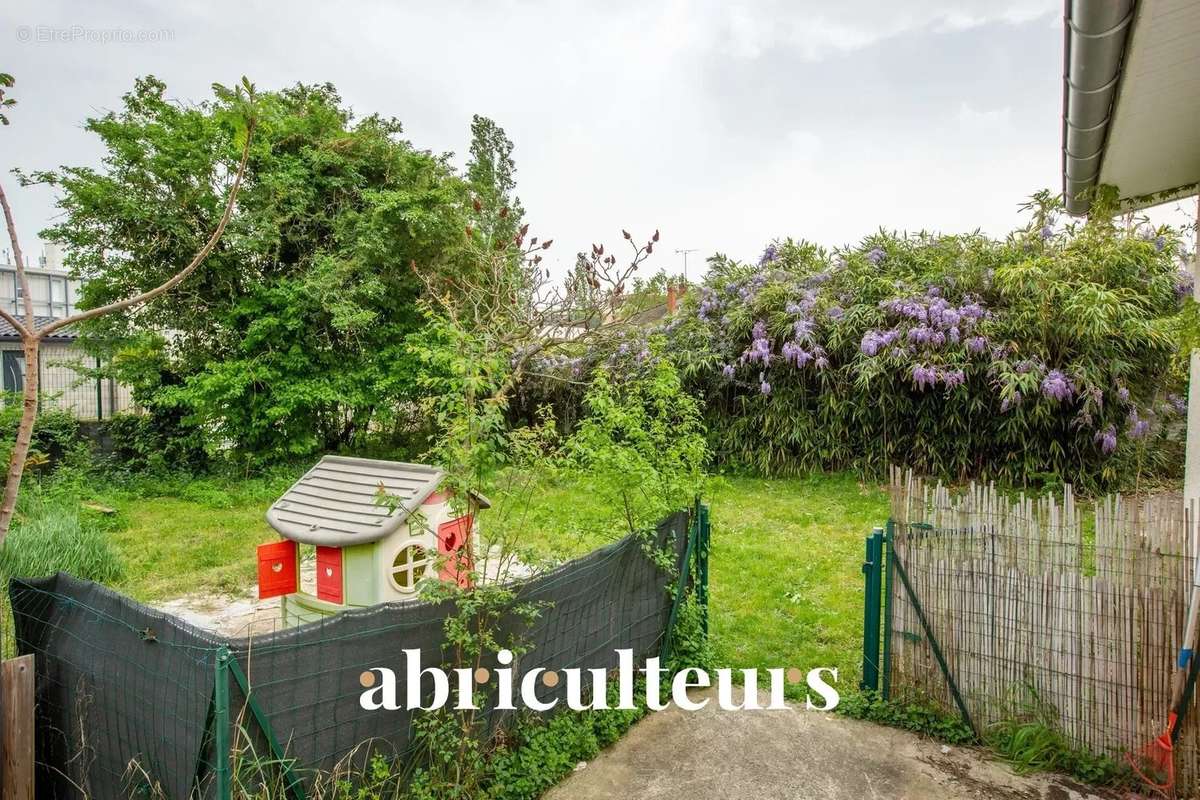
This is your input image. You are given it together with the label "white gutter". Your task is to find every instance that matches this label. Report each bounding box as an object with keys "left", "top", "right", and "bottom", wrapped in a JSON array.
[{"left": 1061, "top": 0, "right": 1136, "bottom": 215}]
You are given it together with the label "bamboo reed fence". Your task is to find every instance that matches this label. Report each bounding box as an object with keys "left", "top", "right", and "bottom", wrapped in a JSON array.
[{"left": 886, "top": 466, "right": 1198, "bottom": 790}]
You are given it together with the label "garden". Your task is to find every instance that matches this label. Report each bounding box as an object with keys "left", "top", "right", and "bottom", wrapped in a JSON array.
[{"left": 0, "top": 72, "right": 1196, "bottom": 798}]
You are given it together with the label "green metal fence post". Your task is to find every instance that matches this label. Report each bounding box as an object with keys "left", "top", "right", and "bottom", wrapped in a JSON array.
[
  {"left": 661, "top": 507, "right": 699, "bottom": 664},
  {"left": 227, "top": 653, "right": 307, "bottom": 799},
  {"left": 881, "top": 519, "right": 895, "bottom": 700},
  {"left": 699, "top": 502, "right": 710, "bottom": 637},
  {"left": 860, "top": 528, "right": 883, "bottom": 691},
  {"left": 214, "top": 645, "right": 232, "bottom": 800}
]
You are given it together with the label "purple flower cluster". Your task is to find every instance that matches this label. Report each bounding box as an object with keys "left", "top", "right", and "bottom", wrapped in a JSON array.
[
  {"left": 1000, "top": 392, "right": 1023, "bottom": 413},
  {"left": 698, "top": 289, "right": 722, "bottom": 322},
  {"left": 866, "top": 247, "right": 886, "bottom": 265},
  {"left": 1136, "top": 228, "right": 1170, "bottom": 252},
  {"left": 759, "top": 244, "right": 779, "bottom": 266},
  {"left": 911, "top": 364, "right": 965, "bottom": 391},
  {"left": 907, "top": 326, "right": 946, "bottom": 348},
  {"left": 532, "top": 352, "right": 587, "bottom": 378},
  {"left": 740, "top": 320, "right": 772, "bottom": 366},
  {"left": 881, "top": 298, "right": 928, "bottom": 322},
  {"left": 1128, "top": 408, "right": 1151, "bottom": 439},
  {"left": 792, "top": 318, "right": 815, "bottom": 341},
  {"left": 1168, "top": 393, "right": 1187, "bottom": 415},
  {"left": 880, "top": 295, "right": 985, "bottom": 330},
  {"left": 911, "top": 364, "right": 936, "bottom": 390},
  {"left": 860, "top": 328, "right": 901, "bottom": 356},
  {"left": 1040, "top": 370, "right": 1074, "bottom": 403},
  {"left": 786, "top": 287, "right": 820, "bottom": 315},
  {"left": 861, "top": 293, "right": 987, "bottom": 362},
  {"left": 781, "top": 340, "right": 811, "bottom": 367},
  {"left": 1096, "top": 425, "right": 1117, "bottom": 454},
  {"left": 1176, "top": 270, "right": 1194, "bottom": 302}
]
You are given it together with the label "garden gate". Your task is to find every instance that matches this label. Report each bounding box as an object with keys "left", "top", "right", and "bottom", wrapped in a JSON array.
[{"left": 861, "top": 468, "right": 1200, "bottom": 793}]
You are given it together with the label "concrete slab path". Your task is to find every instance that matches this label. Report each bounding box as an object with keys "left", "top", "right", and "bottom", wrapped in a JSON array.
[{"left": 546, "top": 688, "right": 1129, "bottom": 800}]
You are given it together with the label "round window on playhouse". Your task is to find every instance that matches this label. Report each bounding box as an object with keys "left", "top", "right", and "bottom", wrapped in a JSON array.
[{"left": 389, "top": 543, "right": 432, "bottom": 593}]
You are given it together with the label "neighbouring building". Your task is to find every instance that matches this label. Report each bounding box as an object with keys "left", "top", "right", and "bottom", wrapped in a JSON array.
[{"left": 0, "top": 243, "right": 135, "bottom": 419}]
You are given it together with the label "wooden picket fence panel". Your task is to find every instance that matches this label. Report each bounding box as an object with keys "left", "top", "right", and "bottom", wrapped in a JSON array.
[{"left": 885, "top": 467, "right": 1198, "bottom": 790}]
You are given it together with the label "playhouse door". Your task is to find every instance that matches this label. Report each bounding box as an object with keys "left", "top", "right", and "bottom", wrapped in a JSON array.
[
  {"left": 316, "top": 546, "right": 344, "bottom": 604},
  {"left": 437, "top": 516, "right": 474, "bottom": 588},
  {"left": 257, "top": 540, "right": 298, "bottom": 599}
]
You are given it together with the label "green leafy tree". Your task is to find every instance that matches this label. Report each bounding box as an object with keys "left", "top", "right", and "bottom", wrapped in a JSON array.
[
  {"left": 35, "top": 78, "right": 472, "bottom": 458},
  {"left": 564, "top": 351, "right": 708, "bottom": 534},
  {"left": 0, "top": 74, "right": 15, "bottom": 126},
  {"left": 465, "top": 115, "right": 524, "bottom": 245},
  {"left": 0, "top": 75, "right": 256, "bottom": 540}
]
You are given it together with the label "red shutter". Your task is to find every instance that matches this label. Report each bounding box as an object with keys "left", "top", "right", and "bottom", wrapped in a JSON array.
[
  {"left": 316, "top": 546, "right": 344, "bottom": 604},
  {"left": 437, "top": 516, "right": 474, "bottom": 589},
  {"left": 257, "top": 540, "right": 298, "bottom": 599}
]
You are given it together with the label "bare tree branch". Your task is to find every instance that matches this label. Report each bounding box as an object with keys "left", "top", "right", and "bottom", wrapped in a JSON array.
[
  {"left": 0, "top": 179, "right": 32, "bottom": 337},
  {"left": 0, "top": 303, "right": 28, "bottom": 337},
  {"left": 0, "top": 81, "right": 257, "bottom": 541},
  {"left": 39, "top": 124, "right": 254, "bottom": 337}
]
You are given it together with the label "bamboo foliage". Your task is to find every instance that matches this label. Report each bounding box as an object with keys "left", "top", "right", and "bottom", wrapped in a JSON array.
[{"left": 886, "top": 466, "right": 1197, "bottom": 790}]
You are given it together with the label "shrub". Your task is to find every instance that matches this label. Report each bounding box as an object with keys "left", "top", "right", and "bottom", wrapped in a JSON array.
[
  {"left": 562, "top": 351, "right": 709, "bottom": 534},
  {"left": 98, "top": 412, "right": 209, "bottom": 475},
  {"left": 523, "top": 194, "right": 1183, "bottom": 491},
  {"left": 0, "top": 398, "right": 85, "bottom": 472},
  {"left": 521, "top": 194, "right": 1189, "bottom": 490}
]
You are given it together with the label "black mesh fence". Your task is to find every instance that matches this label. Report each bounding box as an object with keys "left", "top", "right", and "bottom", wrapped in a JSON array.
[{"left": 7, "top": 509, "right": 697, "bottom": 799}]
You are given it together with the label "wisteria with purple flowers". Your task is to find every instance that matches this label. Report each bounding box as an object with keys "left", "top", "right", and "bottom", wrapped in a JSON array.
[{"left": 518, "top": 196, "right": 1187, "bottom": 489}]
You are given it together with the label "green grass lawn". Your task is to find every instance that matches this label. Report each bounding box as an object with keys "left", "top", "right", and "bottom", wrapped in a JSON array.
[
  {"left": 72, "top": 469, "right": 887, "bottom": 687},
  {"left": 485, "top": 471, "right": 888, "bottom": 687},
  {"left": 707, "top": 474, "right": 886, "bottom": 685},
  {"left": 86, "top": 472, "right": 298, "bottom": 601}
]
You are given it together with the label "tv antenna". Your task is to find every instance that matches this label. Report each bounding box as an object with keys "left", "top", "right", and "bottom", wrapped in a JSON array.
[{"left": 675, "top": 248, "right": 698, "bottom": 281}]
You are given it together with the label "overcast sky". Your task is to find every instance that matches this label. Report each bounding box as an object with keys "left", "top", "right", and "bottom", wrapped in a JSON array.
[{"left": 2, "top": 0, "right": 1195, "bottom": 279}]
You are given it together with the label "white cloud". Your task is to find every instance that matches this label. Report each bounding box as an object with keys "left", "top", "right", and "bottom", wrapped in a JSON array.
[
  {"left": 0, "top": 0, "right": 1072, "bottom": 273},
  {"left": 955, "top": 101, "right": 1013, "bottom": 130},
  {"left": 696, "top": 0, "right": 1055, "bottom": 62}
]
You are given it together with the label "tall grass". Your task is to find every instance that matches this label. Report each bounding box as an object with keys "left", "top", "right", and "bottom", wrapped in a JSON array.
[
  {"left": 0, "top": 487, "right": 124, "bottom": 656},
  {"left": 0, "top": 500, "right": 123, "bottom": 585}
]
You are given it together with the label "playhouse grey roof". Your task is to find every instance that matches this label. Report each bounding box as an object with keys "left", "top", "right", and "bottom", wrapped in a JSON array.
[{"left": 266, "top": 456, "right": 446, "bottom": 546}]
